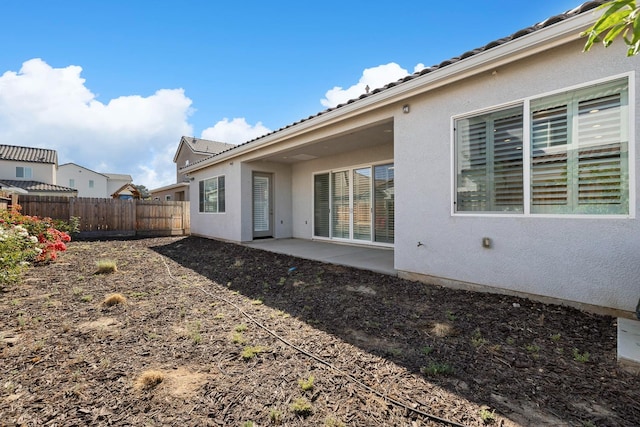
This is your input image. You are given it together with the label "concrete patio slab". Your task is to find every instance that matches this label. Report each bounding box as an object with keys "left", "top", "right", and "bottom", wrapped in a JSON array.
[{"left": 244, "top": 238, "right": 395, "bottom": 276}]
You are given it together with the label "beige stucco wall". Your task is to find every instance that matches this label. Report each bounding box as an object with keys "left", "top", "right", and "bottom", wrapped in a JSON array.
[
  {"left": 0, "top": 160, "right": 56, "bottom": 184},
  {"left": 394, "top": 39, "right": 639, "bottom": 313}
]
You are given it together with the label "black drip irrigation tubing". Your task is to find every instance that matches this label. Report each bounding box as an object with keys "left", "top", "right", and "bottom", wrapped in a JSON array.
[{"left": 161, "top": 257, "right": 469, "bottom": 427}]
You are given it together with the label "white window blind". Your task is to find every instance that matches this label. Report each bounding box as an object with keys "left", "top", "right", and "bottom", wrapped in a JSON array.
[
  {"left": 374, "top": 164, "right": 394, "bottom": 244},
  {"left": 455, "top": 76, "right": 629, "bottom": 216},
  {"left": 313, "top": 174, "right": 330, "bottom": 237},
  {"left": 331, "top": 171, "right": 350, "bottom": 239},
  {"left": 456, "top": 106, "right": 524, "bottom": 212},
  {"left": 253, "top": 175, "right": 269, "bottom": 232},
  {"left": 198, "top": 175, "right": 225, "bottom": 213},
  {"left": 531, "top": 78, "right": 628, "bottom": 214}
]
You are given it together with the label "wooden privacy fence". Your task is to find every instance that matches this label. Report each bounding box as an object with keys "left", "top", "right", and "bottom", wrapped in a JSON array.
[{"left": 18, "top": 196, "right": 190, "bottom": 238}]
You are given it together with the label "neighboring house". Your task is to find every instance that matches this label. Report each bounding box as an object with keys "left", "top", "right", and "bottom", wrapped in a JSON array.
[
  {"left": 58, "top": 163, "right": 109, "bottom": 198},
  {"left": 150, "top": 136, "right": 235, "bottom": 201},
  {"left": 104, "top": 173, "right": 134, "bottom": 197},
  {"left": 111, "top": 183, "right": 141, "bottom": 200},
  {"left": 183, "top": 0, "right": 640, "bottom": 356},
  {"left": 0, "top": 144, "right": 77, "bottom": 196}
]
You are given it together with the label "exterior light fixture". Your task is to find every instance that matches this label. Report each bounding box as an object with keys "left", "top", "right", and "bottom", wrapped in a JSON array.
[{"left": 402, "top": 104, "right": 410, "bottom": 114}]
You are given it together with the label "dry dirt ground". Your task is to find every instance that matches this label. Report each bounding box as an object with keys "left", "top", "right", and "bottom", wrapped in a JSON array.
[{"left": 1, "top": 236, "right": 639, "bottom": 427}]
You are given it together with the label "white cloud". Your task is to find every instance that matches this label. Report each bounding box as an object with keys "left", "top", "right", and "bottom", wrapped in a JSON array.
[
  {"left": 201, "top": 117, "right": 271, "bottom": 144},
  {"left": 0, "top": 58, "right": 193, "bottom": 189},
  {"left": 320, "top": 63, "right": 412, "bottom": 108}
]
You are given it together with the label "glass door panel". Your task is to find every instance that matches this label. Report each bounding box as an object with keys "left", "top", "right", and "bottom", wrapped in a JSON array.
[
  {"left": 331, "top": 171, "right": 350, "bottom": 239},
  {"left": 353, "top": 167, "right": 371, "bottom": 240},
  {"left": 313, "top": 173, "right": 330, "bottom": 237},
  {"left": 374, "top": 164, "right": 394, "bottom": 243}
]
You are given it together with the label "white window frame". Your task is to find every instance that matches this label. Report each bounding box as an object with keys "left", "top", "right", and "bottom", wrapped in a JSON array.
[
  {"left": 312, "top": 159, "right": 394, "bottom": 247},
  {"left": 198, "top": 175, "right": 225, "bottom": 214},
  {"left": 16, "top": 166, "right": 33, "bottom": 179},
  {"left": 451, "top": 73, "right": 635, "bottom": 219}
]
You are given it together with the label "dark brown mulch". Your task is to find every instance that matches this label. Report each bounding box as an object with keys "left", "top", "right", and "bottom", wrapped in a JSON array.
[{"left": 1, "top": 236, "right": 638, "bottom": 426}]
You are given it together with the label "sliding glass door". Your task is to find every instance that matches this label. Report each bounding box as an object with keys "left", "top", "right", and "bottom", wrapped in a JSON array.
[{"left": 313, "top": 163, "right": 393, "bottom": 244}]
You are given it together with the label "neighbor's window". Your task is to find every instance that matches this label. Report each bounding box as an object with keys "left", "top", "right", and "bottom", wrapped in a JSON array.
[
  {"left": 89, "top": 180, "right": 94, "bottom": 188},
  {"left": 455, "top": 77, "right": 629, "bottom": 215},
  {"left": 199, "top": 175, "right": 225, "bottom": 213},
  {"left": 69, "top": 179, "right": 75, "bottom": 188},
  {"left": 16, "top": 166, "right": 32, "bottom": 179}
]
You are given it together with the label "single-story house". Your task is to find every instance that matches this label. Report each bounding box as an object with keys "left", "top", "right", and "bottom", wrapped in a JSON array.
[
  {"left": 150, "top": 136, "right": 236, "bottom": 201},
  {"left": 183, "top": 2, "right": 640, "bottom": 364}
]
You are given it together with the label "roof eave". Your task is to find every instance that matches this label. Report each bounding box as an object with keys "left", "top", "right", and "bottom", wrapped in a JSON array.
[{"left": 184, "top": 10, "right": 600, "bottom": 174}]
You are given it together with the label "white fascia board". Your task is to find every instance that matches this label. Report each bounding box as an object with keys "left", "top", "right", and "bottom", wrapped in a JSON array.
[{"left": 184, "top": 11, "right": 599, "bottom": 174}]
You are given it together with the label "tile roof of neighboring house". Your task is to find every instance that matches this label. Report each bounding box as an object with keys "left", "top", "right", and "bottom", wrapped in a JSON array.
[
  {"left": 0, "top": 180, "right": 77, "bottom": 193},
  {"left": 58, "top": 162, "right": 109, "bottom": 177},
  {"left": 103, "top": 173, "right": 133, "bottom": 181},
  {"left": 184, "top": 136, "right": 236, "bottom": 155},
  {"left": 185, "top": 0, "right": 606, "bottom": 169},
  {"left": 0, "top": 144, "right": 58, "bottom": 164}
]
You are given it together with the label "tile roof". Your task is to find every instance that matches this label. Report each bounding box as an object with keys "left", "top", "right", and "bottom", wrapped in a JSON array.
[
  {"left": 103, "top": 173, "right": 133, "bottom": 181},
  {"left": 186, "top": 0, "right": 606, "bottom": 169},
  {"left": 0, "top": 144, "right": 58, "bottom": 164},
  {"left": 183, "top": 136, "right": 236, "bottom": 155},
  {"left": 0, "top": 180, "right": 77, "bottom": 193}
]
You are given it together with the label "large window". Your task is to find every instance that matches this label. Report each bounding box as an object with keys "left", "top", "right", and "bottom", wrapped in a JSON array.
[
  {"left": 455, "top": 77, "right": 629, "bottom": 215},
  {"left": 199, "top": 175, "right": 225, "bottom": 213}
]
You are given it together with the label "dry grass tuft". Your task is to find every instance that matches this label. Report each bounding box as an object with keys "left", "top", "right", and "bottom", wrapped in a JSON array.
[
  {"left": 431, "top": 322, "right": 455, "bottom": 337},
  {"left": 95, "top": 260, "right": 118, "bottom": 274},
  {"left": 134, "top": 370, "right": 165, "bottom": 390},
  {"left": 102, "top": 293, "right": 127, "bottom": 307}
]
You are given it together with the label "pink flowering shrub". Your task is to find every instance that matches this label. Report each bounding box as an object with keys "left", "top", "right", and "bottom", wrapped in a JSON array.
[{"left": 0, "top": 205, "right": 75, "bottom": 288}]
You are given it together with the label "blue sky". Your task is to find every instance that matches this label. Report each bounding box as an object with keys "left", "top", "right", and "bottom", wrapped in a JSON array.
[{"left": 0, "top": 0, "right": 587, "bottom": 188}]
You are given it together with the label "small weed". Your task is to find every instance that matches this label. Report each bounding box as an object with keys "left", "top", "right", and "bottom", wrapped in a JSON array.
[
  {"left": 298, "top": 375, "right": 314, "bottom": 392},
  {"left": 80, "top": 295, "right": 93, "bottom": 302},
  {"left": 242, "top": 422, "right": 254, "bottom": 427},
  {"left": 128, "top": 292, "right": 147, "bottom": 299},
  {"left": 241, "top": 345, "right": 267, "bottom": 360},
  {"left": 274, "top": 310, "right": 290, "bottom": 318},
  {"left": 214, "top": 313, "right": 225, "bottom": 319},
  {"left": 506, "top": 337, "right": 515, "bottom": 345},
  {"left": 251, "top": 299, "right": 263, "bottom": 305},
  {"left": 232, "top": 332, "right": 247, "bottom": 345},
  {"left": 445, "top": 310, "right": 457, "bottom": 321},
  {"left": 278, "top": 277, "right": 287, "bottom": 285},
  {"left": 188, "top": 321, "right": 202, "bottom": 344},
  {"left": 550, "top": 333, "right": 562, "bottom": 342},
  {"left": 102, "top": 293, "right": 127, "bottom": 307},
  {"left": 95, "top": 260, "right": 117, "bottom": 274},
  {"left": 146, "top": 332, "right": 160, "bottom": 340},
  {"left": 388, "top": 348, "right": 403, "bottom": 357},
  {"left": 17, "top": 314, "right": 26, "bottom": 327},
  {"left": 422, "top": 345, "right": 434, "bottom": 356},
  {"left": 10, "top": 299, "right": 20, "bottom": 306},
  {"left": 269, "top": 409, "right": 282, "bottom": 424},
  {"left": 290, "top": 397, "right": 313, "bottom": 417},
  {"left": 421, "top": 362, "right": 454, "bottom": 376},
  {"left": 234, "top": 324, "right": 248, "bottom": 333},
  {"left": 471, "top": 329, "right": 488, "bottom": 348},
  {"left": 134, "top": 370, "right": 164, "bottom": 390},
  {"left": 525, "top": 343, "right": 540, "bottom": 353},
  {"left": 573, "top": 348, "right": 590, "bottom": 363},
  {"left": 479, "top": 407, "right": 496, "bottom": 424},
  {"left": 72, "top": 287, "right": 83, "bottom": 296},
  {"left": 325, "top": 418, "right": 346, "bottom": 427}
]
